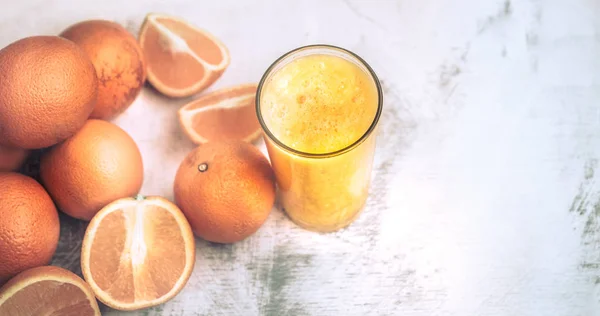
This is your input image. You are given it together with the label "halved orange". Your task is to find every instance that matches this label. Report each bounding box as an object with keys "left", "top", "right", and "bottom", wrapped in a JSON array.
[
  {"left": 178, "top": 83, "right": 262, "bottom": 144},
  {"left": 138, "top": 13, "right": 230, "bottom": 98},
  {"left": 80, "top": 195, "right": 195, "bottom": 311},
  {"left": 0, "top": 265, "right": 101, "bottom": 316}
]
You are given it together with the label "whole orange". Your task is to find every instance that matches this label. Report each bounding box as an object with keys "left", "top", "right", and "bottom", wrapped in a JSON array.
[
  {"left": 0, "top": 172, "right": 60, "bottom": 284},
  {"left": 61, "top": 20, "right": 147, "bottom": 120},
  {"left": 39, "top": 119, "right": 144, "bottom": 221},
  {"left": 0, "top": 36, "right": 97, "bottom": 149},
  {"left": 174, "top": 141, "right": 276, "bottom": 243}
]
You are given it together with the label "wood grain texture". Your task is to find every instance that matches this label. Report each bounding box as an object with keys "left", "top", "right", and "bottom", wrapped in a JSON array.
[{"left": 1, "top": 0, "right": 599, "bottom": 314}]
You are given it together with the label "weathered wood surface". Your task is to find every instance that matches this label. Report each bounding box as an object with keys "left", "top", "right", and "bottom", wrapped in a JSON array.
[{"left": 2, "top": 0, "right": 600, "bottom": 315}]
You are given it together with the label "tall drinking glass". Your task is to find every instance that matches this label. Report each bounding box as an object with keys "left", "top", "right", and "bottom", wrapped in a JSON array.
[{"left": 256, "top": 45, "right": 383, "bottom": 232}]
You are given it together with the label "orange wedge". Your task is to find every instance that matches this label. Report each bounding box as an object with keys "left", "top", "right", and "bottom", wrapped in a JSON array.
[
  {"left": 80, "top": 195, "right": 195, "bottom": 311},
  {"left": 178, "top": 83, "right": 262, "bottom": 144},
  {"left": 138, "top": 13, "right": 230, "bottom": 98},
  {"left": 0, "top": 266, "right": 100, "bottom": 316}
]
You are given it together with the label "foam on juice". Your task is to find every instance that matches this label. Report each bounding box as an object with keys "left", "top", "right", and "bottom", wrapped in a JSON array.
[{"left": 261, "top": 54, "right": 378, "bottom": 154}]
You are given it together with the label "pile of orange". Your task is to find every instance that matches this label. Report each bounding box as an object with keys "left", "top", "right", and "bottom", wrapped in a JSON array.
[{"left": 0, "top": 13, "right": 276, "bottom": 314}]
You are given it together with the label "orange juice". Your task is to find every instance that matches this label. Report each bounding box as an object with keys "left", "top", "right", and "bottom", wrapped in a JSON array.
[{"left": 257, "top": 45, "right": 382, "bottom": 232}]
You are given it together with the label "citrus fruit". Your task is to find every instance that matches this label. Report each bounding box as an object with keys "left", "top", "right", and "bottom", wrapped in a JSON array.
[
  {"left": 0, "top": 266, "right": 100, "bottom": 316},
  {"left": 178, "top": 83, "right": 262, "bottom": 144},
  {"left": 138, "top": 13, "right": 230, "bottom": 98},
  {"left": 39, "top": 119, "right": 144, "bottom": 221},
  {"left": 61, "top": 20, "right": 147, "bottom": 121},
  {"left": 174, "top": 141, "right": 276, "bottom": 243},
  {"left": 0, "top": 36, "right": 97, "bottom": 149},
  {"left": 0, "top": 173, "right": 60, "bottom": 284},
  {"left": 0, "top": 145, "right": 29, "bottom": 172},
  {"left": 81, "top": 195, "right": 195, "bottom": 311}
]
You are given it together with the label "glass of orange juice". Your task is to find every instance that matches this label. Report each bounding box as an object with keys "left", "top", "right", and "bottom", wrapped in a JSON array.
[{"left": 256, "top": 45, "right": 383, "bottom": 232}]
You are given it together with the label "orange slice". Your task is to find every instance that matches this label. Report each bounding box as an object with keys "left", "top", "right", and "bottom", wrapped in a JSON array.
[
  {"left": 138, "top": 13, "right": 230, "bottom": 98},
  {"left": 178, "top": 83, "right": 262, "bottom": 144},
  {"left": 0, "top": 266, "right": 100, "bottom": 316},
  {"left": 80, "top": 195, "right": 195, "bottom": 311}
]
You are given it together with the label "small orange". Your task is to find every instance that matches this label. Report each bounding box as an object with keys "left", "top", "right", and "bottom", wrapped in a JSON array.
[
  {"left": 0, "top": 266, "right": 100, "bottom": 316},
  {"left": 0, "top": 36, "right": 97, "bottom": 149},
  {"left": 174, "top": 141, "right": 276, "bottom": 243},
  {"left": 138, "top": 13, "right": 230, "bottom": 98},
  {"left": 39, "top": 119, "right": 144, "bottom": 221},
  {"left": 0, "top": 173, "right": 60, "bottom": 284},
  {"left": 61, "top": 20, "right": 147, "bottom": 120},
  {"left": 178, "top": 83, "right": 262, "bottom": 144},
  {"left": 80, "top": 195, "right": 195, "bottom": 311}
]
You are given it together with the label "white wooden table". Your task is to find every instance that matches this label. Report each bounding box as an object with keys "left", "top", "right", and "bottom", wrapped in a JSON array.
[{"left": 3, "top": 0, "right": 600, "bottom": 315}]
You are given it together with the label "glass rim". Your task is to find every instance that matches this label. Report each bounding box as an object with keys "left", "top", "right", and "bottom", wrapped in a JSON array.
[{"left": 255, "top": 44, "right": 383, "bottom": 159}]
